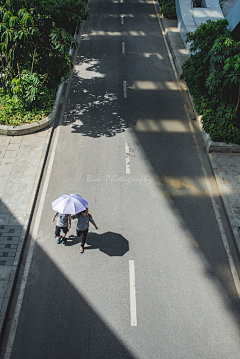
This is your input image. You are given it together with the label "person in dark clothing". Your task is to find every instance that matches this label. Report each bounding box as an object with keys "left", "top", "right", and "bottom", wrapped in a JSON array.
[{"left": 71, "top": 208, "right": 98, "bottom": 253}]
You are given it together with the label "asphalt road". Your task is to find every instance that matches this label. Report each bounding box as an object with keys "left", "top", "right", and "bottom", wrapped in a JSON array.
[{"left": 2, "top": 0, "right": 240, "bottom": 358}]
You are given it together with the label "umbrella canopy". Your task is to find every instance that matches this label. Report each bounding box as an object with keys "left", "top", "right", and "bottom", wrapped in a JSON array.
[{"left": 51, "top": 194, "right": 88, "bottom": 215}]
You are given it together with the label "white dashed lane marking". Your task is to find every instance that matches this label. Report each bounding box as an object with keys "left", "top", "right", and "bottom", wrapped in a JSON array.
[
  {"left": 129, "top": 260, "right": 137, "bottom": 326},
  {"left": 123, "top": 80, "right": 127, "bottom": 98},
  {"left": 122, "top": 41, "right": 125, "bottom": 55},
  {"left": 125, "top": 143, "right": 131, "bottom": 174}
]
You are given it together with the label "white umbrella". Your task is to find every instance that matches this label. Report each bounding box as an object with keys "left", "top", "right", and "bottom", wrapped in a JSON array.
[{"left": 51, "top": 194, "right": 88, "bottom": 215}]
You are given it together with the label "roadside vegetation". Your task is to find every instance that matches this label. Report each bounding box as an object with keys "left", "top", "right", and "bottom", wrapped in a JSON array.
[
  {"left": 182, "top": 19, "right": 240, "bottom": 144},
  {"left": 158, "top": 0, "right": 176, "bottom": 19},
  {"left": 0, "top": 0, "right": 89, "bottom": 126}
]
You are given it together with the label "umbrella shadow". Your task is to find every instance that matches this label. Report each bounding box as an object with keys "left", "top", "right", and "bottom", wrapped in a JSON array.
[
  {"left": 65, "top": 232, "right": 129, "bottom": 256},
  {"left": 86, "top": 232, "right": 129, "bottom": 256}
]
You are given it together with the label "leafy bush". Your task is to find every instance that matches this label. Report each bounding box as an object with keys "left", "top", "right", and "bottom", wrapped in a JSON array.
[
  {"left": 182, "top": 19, "right": 240, "bottom": 144},
  {"left": 159, "top": 0, "right": 177, "bottom": 19},
  {"left": 0, "top": 90, "right": 56, "bottom": 126},
  {"left": 0, "top": 0, "right": 89, "bottom": 125}
]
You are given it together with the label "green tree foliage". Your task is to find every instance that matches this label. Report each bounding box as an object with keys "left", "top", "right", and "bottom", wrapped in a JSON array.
[
  {"left": 158, "top": 0, "right": 176, "bottom": 19},
  {"left": 182, "top": 19, "right": 240, "bottom": 144},
  {"left": 0, "top": 0, "right": 89, "bottom": 113}
]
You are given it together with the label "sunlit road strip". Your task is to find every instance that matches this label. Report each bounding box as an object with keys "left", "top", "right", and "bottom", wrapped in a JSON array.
[
  {"left": 122, "top": 41, "right": 125, "bottom": 54},
  {"left": 3, "top": 32, "right": 80, "bottom": 359},
  {"left": 152, "top": 0, "right": 240, "bottom": 297},
  {"left": 129, "top": 260, "right": 137, "bottom": 326},
  {"left": 123, "top": 80, "right": 127, "bottom": 98},
  {"left": 125, "top": 143, "right": 131, "bottom": 173}
]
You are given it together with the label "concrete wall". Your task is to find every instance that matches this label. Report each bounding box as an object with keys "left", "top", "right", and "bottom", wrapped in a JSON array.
[
  {"left": 203, "top": 0, "right": 223, "bottom": 11},
  {"left": 176, "top": 0, "right": 197, "bottom": 53},
  {"left": 176, "top": 0, "right": 224, "bottom": 54},
  {"left": 226, "top": 0, "right": 240, "bottom": 33}
]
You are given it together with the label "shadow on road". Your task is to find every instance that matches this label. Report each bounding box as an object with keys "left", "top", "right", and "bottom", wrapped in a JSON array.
[
  {"left": 65, "top": 231, "right": 129, "bottom": 256},
  {"left": 0, "top": 195, "right": 134, "bottom": 359},
  {"left": 6, "top": 240, "right": 137, "bottom": 359}
]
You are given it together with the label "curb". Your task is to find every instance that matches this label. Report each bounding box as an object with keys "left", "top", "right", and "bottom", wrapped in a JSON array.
[
  {"left": 161, "top": 17, "right": 188, "bottom": 80},
  {"left": 208, "top": 152, "right": 240, "bottom": 256}
]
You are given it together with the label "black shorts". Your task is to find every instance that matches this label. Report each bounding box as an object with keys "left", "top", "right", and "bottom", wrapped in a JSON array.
[{"left": 55, "top": 226, "right": 68, "bottom": 237}]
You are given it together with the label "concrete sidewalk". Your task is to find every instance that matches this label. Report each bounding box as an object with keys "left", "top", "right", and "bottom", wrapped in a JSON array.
[
  {"left": 0, "top": 4, "right": 240, "bottom": 344},
  {"left": 0, "top": 127, "right": 53, "bottom": 334}
]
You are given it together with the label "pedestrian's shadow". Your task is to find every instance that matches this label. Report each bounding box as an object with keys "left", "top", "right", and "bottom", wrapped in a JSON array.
[
  {"left": 66, "top": 232, "right": 129, "bottom": 256},
  {"left": 65, "top": 234, "right": 79, "bottom": 246}
]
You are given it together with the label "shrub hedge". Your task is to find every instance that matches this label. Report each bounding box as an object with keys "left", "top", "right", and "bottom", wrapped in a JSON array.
[
  {"left": 182, "top": 19, "right": 240, "bottom": 144},
  {"left": 158, "top": 0, "right": 177, "bottom": 20}
]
